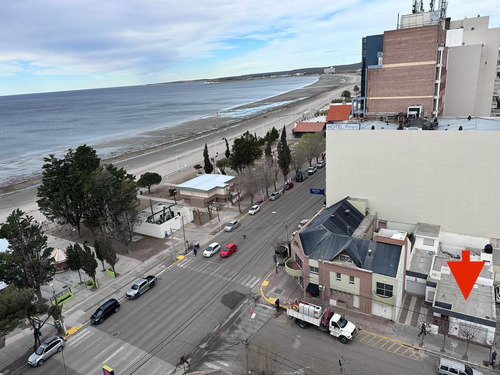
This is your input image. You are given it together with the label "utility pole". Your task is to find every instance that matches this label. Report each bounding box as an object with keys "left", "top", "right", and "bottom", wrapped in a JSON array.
[
  {"left": 181, "top": 215, "right": 187, "bottom": 254},
  {"left": 50, "top": 284, "right": 66, "bottom": 336}
]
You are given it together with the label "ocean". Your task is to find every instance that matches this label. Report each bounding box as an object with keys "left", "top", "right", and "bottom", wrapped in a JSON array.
[{"left": 0, "top": 76, "right": 317, "bottom": 188}]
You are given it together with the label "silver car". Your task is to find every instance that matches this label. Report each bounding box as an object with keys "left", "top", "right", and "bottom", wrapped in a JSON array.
[
  {"left": 269, "top": 192, "right": 281, "bottom": 201},
  {"left": 224, "top": 220, "right": 240, "bottom": 232},
  {"left": 28, "top": 335, "right": 65, "bottom": 367}
]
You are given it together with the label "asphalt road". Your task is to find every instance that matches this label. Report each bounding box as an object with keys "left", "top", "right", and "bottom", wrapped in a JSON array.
[{"left": 22, "top": 168, "right": 327, "bottom": 375}]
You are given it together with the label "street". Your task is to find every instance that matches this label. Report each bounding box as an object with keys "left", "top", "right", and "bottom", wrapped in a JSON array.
[{"left": 14, "top": 169, "right": 327, "bottom": 374}]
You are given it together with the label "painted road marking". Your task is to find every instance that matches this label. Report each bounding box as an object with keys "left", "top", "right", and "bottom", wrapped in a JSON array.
[{"left": 357, "top": 331, "right": 422, "bottom": 361}]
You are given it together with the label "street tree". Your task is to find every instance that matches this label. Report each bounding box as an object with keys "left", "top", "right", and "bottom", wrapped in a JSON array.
[
  {"left": 203, "top": 144, "right": 214, "bottom": 174},
  {"left": 236, "top": 338, "right": 283, "bottom": 375},
  {"left": 353, "top": 85, "right": 360, "bottom": 94},
  {"left": 276, "top": 126, "right": 291, "bottom": 182},
  {"left": 169, "top": 188, "right": 178, "bottom": 202},
  {"left": 341, "top": 90, "right": 352, "bottom": 100},
  {"left": 0, "top": 210, "right": 54, "bottom": 301},
  {"left": 94, "top": 236, "right": 118, "bottom": 275},
  {"left": 290, "top": 143, "right": 309, "bottom": 173},
  {"left": 458, "top": 321, "right": 483, "bottom": 361},
  {"left": 230, "top": 131, "right": 262, "bottom": 173},
  {"left": 0, "top": 286, "right": 34, "bottom": 338},
  {"left": 37, "top": 145, "right": 100, "bottom": 237},
  {"left": 66, "top": 243, "right": 84, "bottom": 283},
  {"left": 237, "top": 167, "right": 259, "bottom": 205},
  {"left": 137, "top": 172, "right": 162, "bottom": 193},
  {"left": 298, "top": 133, "right": 325, "bottom": 166},
  {"left": 85, "top": 165, "right": 141, "bottom": 254},
  {"left": 81, "top": 243, "right": 98, "bottom": 288},
  {"left": 257, "top": 157, "right": 274, "bottom": 198},
  {"left": 223, "top": 137, "right": 231, "bottom": 158},
  {"left": 216, "top": 157, "right": 231, "bottom": 175}
]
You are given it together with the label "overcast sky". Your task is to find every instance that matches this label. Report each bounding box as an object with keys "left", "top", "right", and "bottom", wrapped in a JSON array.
[{"left": 1, "top": 0, "right": 499, "bottom": 96}]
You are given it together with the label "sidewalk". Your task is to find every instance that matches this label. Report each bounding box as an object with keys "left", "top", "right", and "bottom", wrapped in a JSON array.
[
  {"left": 0, "top": 197, "right": 248, "bottom": 374},
  {"left": 260, "top": 267, "right": 497, "bottom": 374}
]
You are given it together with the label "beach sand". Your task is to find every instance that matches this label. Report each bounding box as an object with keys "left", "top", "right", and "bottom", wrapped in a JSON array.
[{"left": 0, "top": 73, "right": 359, "bottom": 223}]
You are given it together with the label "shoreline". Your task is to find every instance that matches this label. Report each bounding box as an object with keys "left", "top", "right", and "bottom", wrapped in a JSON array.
[
  {"left": 0, "top": 73, "right": 359, "bottom": 222},
  {"left": 0, "top": 74, "right": 347, "bottom": 195}
]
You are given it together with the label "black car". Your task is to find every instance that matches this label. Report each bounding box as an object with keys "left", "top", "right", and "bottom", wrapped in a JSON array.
[{"left": 91, "top": 298, "right": 120, "bottom": 324}]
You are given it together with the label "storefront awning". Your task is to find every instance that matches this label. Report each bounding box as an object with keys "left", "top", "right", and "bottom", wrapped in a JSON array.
[{"left": 306, "top": 283, "right": 319, "bottom": 295}]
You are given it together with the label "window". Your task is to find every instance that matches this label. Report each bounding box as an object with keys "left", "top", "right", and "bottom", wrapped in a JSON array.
[
  {"left": 295, "top": 254, "right": 302, "bottom": 268},
  {"left": 310, "top": 266, "right": 319, "bottom": 275},
  {"left": 336, "top": 273, "right": 341, "bottom": 281},
  {"left": 349, "top": 276, "right": 355, "bottom": 285},
  {"left": 423, "top": 238, "right": 435, "bottom": 247},
  {"left": 338, "top": 254, "right": 353, "bottom": 263},
  {"left": 376, "top": 282, "right": 393, "bottom": 298}
]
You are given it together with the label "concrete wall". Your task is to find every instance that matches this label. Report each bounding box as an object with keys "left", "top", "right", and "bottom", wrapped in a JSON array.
[
  {"left": 444, "top": 17, "right": 500, "bottom": 117},
  {"left": 325, "top": 129, "right": 500, "bottom": 239}
]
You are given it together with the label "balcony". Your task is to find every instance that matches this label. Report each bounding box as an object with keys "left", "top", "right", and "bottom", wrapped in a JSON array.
[{"left": 285, "top": 258, "right": 303, "bottom": 277}]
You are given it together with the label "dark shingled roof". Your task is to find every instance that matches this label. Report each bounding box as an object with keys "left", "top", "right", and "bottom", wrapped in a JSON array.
[{"left": 299, "top": 198, "right": 402, "bottom": 278}]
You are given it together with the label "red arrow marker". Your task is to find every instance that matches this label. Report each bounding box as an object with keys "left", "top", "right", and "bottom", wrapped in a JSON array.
[{"left": 447, "top": 250, "right": 485, "bottom": 300}]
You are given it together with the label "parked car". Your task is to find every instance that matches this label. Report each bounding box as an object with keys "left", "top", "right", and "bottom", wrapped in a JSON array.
[
  {"left": 248, "top": 205, "right": 260, "bottom": 215},
  {"left": 316, "top": 160, "right": 326, "bottom": 168},
  {"left": 125, "top": 275, "right": 157, "bottom": 299},
  {"left": 224, "top": 220, "right": 240, "bottom": 232},
  {"left": 436, "top": 357, "right": 483, "bottom": 375},
  {"left": 284, "top": 180, "right": 294, "bottom": 190},
  {"left": 220, "top": 243, "right": 238, "bottom": 258},
  {"left": 307, "top": 166, "right": 317, "bottom": 175},
  {"left": 295, "top": 170, "right": 308, "bottom": 182},
  {"left": 496, "top": 285, "right": 500, "bottom": 303},
  {"left": 203, "top": 242, "right": 221, "bottom": 257},
  {"left": 270, "top": 192, "right": 281, "bottom": 201},
  {"left": 90, "top": 298, "right": 120, "bottom": 325},
  {"left": 28, "top": 335, "right": 65, "bottom": 367}
]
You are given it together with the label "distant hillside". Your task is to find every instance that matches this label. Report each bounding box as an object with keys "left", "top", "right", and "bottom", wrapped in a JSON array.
[{"left": 205, "top": 62, "right": 361, "bottom": 83}]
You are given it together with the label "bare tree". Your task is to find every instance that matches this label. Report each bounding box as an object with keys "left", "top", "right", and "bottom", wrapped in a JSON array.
[
  {"left": 433, "top": 315, "right": 450, "bottom": 353},
  {"left": 238, "top": 167, "right": 260, "bottom": 205},
  {"left": 257, "top": 157, "right": 274, "bottom": 198},
  {"left": 458, "top": 321, "right": 483, "bottom": 361},
  {"left": 290, "top": 144, "right": 309, "bottom": 174},
  {"left": 194, "top": 209, "right": 203, "bottom": 225},
  {"left": 235, "top": 338, "right": 283, "bottom": 375}
]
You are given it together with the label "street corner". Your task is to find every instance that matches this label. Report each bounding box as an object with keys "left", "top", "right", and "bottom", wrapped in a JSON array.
[
  {"left": 173, "top": 254, "right": 185, "bottom": 265},
  {"left": 65, "top": 325, "right": 83, "bottom": 339},
  {"left": 259, "top": 279, "right": 275, "bottom": 305}
]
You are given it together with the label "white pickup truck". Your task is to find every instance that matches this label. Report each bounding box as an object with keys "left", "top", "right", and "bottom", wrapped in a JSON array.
[
  {"left": 287, "top": 301, "right": 357, "bottom": 344},
  {"left": 125, "top": 275, "right": 157, "bottom": 299}
]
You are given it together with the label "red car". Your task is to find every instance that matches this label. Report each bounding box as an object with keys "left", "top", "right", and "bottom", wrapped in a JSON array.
[
  {"left": 220, "top": 243, "right": 237, "bottom": 258},
  {"left": 284, "top": 180, "right": 294, "bottom": 190}
]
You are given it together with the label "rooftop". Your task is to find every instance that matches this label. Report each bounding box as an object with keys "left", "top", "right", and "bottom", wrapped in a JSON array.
[
  {"left": 415, "top": 223, "right": 441, "bottom": 239},
  {"left": 293, "top": 122, "right": 326, "bottom": 133},
  {"left": 326, "top": 104, "right": 352, "bottom": 122},
  {"left": 176, "top": 174, "right": 234, "bottom": 192},
  {"left": 408, "top": 248, "right": 434, "bottom": 277}
]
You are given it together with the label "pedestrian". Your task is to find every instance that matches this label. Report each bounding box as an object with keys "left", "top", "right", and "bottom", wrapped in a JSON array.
[
  {"left": 193, "top": 248, "right": 197, "bottom": 256},
  {"left": 491, "top": 350, "right": 497, "bottom": 367},
  {"left": 418, "top": 322, "right": 427, "bottom": 337},
  {"left": 282, "top": 187, "right": 285, "bottom": 195}
]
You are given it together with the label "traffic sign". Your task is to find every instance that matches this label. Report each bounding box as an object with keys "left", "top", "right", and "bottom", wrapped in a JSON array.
[{"left": 310, "top": 188, "right": 324, "bottom": 195}]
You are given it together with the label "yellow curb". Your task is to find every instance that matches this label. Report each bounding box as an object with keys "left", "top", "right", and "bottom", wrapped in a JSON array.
[
  {"left": 172, "top": 255, "right": 185, "bottom": 266},
  {"left": 65, "top": 325, "right": 83, "bottom": 339},
  {"left": 260, "top": 268, "right": 285, "bottom": 307},
  {"left": 359, "top": 329, "right": 422, "bottom": 350},
  {"left": 262, "top": 280, "right": 269, "bottom": 287}
]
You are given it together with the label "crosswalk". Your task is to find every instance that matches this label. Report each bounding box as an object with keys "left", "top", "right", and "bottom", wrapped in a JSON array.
[{"left": 176, "top": 257, "right": 261, "bottom": 289}]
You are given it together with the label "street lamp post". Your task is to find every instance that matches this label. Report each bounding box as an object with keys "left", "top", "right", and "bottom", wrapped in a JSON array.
[
  {"left": 175, "top": 149, "right": 182, "bottom": 171},
  {"left": 50, "top": 284, "right": 66, "bottom": 336}
]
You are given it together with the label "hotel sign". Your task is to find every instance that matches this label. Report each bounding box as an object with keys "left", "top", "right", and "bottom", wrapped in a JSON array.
[{"left": 326, "top": 123, "right": 360, "bottom": 130}]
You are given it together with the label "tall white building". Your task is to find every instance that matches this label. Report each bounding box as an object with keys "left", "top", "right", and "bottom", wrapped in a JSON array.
[{"left": 443, "top": 16, "right": 500, "bottom": 117}]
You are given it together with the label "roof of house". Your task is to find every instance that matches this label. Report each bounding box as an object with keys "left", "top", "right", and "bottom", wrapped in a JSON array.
[
  {"left": 326, "top": 104, "right": 352, "bottom": 122},
  {"left": 299, "top": 198, "right": 402, "bottom": 277},
  {"left": 176, "top": 174, "right": 234, "bottom": 192},
  {"left": 293, "top": 122, "right": 326, "bottom": 133}
]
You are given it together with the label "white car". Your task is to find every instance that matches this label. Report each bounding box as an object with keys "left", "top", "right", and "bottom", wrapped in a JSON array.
[
  {"left": 316, "top": 160, "right": 326, "bottom": 168},
  {"left": 269, "top": 192, "right": 281, "bottom": 201},
  {"left": 248, "top": 205, "right": 260, "bottom": 215},
  {"left": 307, "top": 166, "right": 317, "bottom": 175},
  {"left": 224, "top": 220, "right": 240, "bottom": 232},
  {"left": 203, "top": 242, "right": 221, "bottom": 257}
]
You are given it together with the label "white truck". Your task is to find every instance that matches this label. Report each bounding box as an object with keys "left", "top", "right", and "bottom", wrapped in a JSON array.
[{"left": 287, "top": 301, "right": 357, "bottom": 344}]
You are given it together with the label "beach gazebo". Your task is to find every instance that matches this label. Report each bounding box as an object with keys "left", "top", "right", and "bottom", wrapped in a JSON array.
[{"left": 50, "top": 248, "right": 68, "bottom": 273}]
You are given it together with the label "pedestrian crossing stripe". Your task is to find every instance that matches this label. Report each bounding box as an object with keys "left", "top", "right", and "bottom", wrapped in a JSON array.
[{"left": 176, "top": 258, "right": 260, "bottom": 288}]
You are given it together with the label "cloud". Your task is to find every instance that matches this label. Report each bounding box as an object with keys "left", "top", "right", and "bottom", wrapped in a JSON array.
[{"left": 0, "top": 0, "right": 498, "bottom": 95}]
